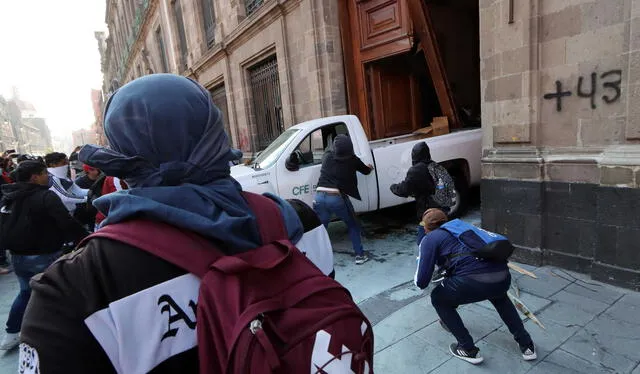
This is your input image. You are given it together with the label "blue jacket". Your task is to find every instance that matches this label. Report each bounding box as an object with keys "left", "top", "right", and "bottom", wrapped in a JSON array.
[{"left": 414, "top": 229, "right": 508, "bottom": 289}]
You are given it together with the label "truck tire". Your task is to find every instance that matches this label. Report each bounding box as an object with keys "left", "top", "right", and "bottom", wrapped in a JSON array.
[{"left": 448, "top": 170, "right": 469, "bottom": 219}]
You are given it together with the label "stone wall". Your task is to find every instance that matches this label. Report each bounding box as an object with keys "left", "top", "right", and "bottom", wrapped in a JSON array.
[
  {"left": 481, "top": 0, "right": 640, "bottom": 290},
  {"left": 107, "top": 0, "right": 347, "bottom": 154}
]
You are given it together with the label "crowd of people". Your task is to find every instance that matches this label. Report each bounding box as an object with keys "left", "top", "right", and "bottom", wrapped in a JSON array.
[{"left": 0, "top": 74, "right": 536, "bottom": 373}]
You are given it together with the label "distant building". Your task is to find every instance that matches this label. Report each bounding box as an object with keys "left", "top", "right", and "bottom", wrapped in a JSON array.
[
  {"left": 72, "top": 128, "right": 99, "bottom": 147},
  {"left": 0, "top": 96, "right": 18, "bottom": 153},
  {"left": 3, "top": 88, "right": 53, "bottom": 155}
]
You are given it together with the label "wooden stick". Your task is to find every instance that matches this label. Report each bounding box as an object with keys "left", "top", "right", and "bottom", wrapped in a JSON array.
[
  {"left": 508, "top": 291, "right": 546, "bottom": 330},
  {"left": 508, "top": 262, "right": 538, "bottom": 279}
]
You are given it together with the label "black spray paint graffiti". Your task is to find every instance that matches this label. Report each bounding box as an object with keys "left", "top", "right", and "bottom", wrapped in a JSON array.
[{"left": 543, "top": 70, "right": 622, "bottom": 112}]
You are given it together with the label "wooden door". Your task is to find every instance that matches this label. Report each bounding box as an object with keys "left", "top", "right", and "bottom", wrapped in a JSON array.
[{"left": 368, "top": 57, "right": 421, "bottom": 139}]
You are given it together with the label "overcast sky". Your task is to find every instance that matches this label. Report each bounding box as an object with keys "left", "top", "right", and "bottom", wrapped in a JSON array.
[{"left": 0, "top": 0, "right": 106, "bottom": 139}]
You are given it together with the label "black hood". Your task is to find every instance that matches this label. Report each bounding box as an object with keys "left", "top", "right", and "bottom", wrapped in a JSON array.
[
  {"left": 411, "top": 142, "right": 432, "bottom": 165},
  {"left": 1, "top": 183, "right": 48, "bottom": 203},
  {"left": 333, "top": 135, "right": 354, "bottom": 160}
]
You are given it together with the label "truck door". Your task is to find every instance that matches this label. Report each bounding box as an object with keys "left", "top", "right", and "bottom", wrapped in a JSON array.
[{"left": 278, "top": 122, "right": 355, "bottom": 209}]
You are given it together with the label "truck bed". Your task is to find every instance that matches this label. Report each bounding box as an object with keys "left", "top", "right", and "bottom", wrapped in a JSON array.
[{"left": 371, "top": 128, "right": 483, "bottom": 210}]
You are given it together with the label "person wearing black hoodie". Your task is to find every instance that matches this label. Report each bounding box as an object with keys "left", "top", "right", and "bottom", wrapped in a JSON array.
[
  {"left": 0, "top": 161, "right": 88, "bottom": 351},
  {"left": 314, "top": 134, "right": 373, "bottom": 265},
  {"left": 390, "top": 141, "right": 442, "bottom": 243}
]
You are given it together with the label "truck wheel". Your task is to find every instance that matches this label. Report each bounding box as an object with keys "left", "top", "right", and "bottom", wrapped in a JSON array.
[{"left": 448, "top": 171, "right": 469, "bottom": 219}]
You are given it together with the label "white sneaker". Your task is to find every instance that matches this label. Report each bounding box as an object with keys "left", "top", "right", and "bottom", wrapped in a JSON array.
[{"left": 0, "top": 332, "right": 20, "bottom": 350}]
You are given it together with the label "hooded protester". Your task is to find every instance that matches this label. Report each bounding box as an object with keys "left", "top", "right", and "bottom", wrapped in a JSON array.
[
  {"left": 19, "top": 74, "right": 337, "bottom": 373},
  {"left": 44, "top": 152, "right": 88, "bottom": 214},
  {"left": 0, "top": 161, "right": 88, "bottom": 351},
  {"left": 414, "top": 209, "right": 536, "bottom": 365},
  {"left": 314, "top": 134, "right": 373, "bottom": 265},
  {"left": 390, "top": 141, "right": 438, "bottom": 221}
]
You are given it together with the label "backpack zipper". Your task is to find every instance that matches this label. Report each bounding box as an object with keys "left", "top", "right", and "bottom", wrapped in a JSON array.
[{"left": 242, "top": 315, "right": 264, "bottom": 374}]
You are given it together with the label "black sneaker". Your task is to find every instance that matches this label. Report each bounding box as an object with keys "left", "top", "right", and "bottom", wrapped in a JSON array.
[
  {"left": 449, "top": 343, "right": 483, "bottom": 364},
  {"left": 520, "top": 343, "right": 537, "bottom": 361}
]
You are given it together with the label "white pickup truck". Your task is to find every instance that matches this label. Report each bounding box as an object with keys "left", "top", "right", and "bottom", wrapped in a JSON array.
[{"left": 231, "top": 115, "right": 481, "bottom": 217}]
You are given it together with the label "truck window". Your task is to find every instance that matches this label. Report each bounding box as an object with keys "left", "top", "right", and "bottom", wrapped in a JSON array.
[
  {"left": 253, "top": 128, "right": 300, "bottom": 170},
  {"left": 293, "top": 123, "right": 349, "bottom": 168}
]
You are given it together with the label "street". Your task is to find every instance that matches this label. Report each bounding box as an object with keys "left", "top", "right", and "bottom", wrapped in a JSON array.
[{"left": 1, "top": 193, "right": 640, "bottom": 373}]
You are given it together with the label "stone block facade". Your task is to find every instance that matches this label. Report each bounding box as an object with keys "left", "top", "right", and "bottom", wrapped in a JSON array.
[
  {"left": 481, "top": 0, "right": 640, "bottom": 290},
  {"left": 102, "top": 0, "right": 346, "bottom": 155}
]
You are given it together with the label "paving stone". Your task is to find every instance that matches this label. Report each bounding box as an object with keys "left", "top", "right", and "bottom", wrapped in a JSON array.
[
  {"left": 526, "top": 361, "right": 582, "bottom": 374},
  {"left": 560, "top": 329, "right": 637, "bottom": 373},
  {"left": 0, "top": 349, "right": 18, "bottom": 374},
  {"left": 544, "top": 349, "right": 617, "bottom": 374},
  {"left": 515, "top": 269, "right": 572, "bottom": 298},
  {"left": 619, "top": 292, "right": 640, "bottom": 306},
  {"left": 632, "top": 362, "right": 640, "bottom": 374},
  {"left": 562, "top": 282, "right": 625, "bottom": 305},
  {"left": 373, "top": 297, "right": 439, "bottom": 353},
  {"left": 374, "top": 334, "right": 451, "bottom": 374},
  {"left": 537, "top": 301, "right": 596, "bottom": 327},
  {"left": 412, "top": 304, "right": 504, "bottom": 354},
  {"left": 580, "top": 315, "right": 640, "bottom": 362},
  {"left": 603, "top": 301, "right": 640, "bottom": 326},
  {"left": 550, "top": 290, "right": 610, "bottom": 315},
  {"left": 485, "top": 319, "right": 579, "bottom": 361},
  {"left": 429, "top": 341, "right": 534, "bottom": 374}
]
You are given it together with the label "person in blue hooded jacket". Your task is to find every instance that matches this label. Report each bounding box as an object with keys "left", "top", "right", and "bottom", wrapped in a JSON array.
[
  {"left": 415, "top": 208, "right": 536, "bottom": 365},
  {"left": 18, "top": 74, "right": 335, "bottom": 374}
]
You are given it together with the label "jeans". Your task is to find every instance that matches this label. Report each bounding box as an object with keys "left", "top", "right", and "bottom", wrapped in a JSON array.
[
  {"left": 431, "top": 274, "right": 532, "bottom": 350},
  {"left": 6, "top": 252, "right": 61, "bottom": 333},
  {"left": 314, "top": 192, "right": 364, "bottom": 256}
]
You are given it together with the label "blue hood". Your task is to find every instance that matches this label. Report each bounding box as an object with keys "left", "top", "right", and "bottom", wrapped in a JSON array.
[{"left": 79, "top": 74, "right": 302, "bottom": 252}]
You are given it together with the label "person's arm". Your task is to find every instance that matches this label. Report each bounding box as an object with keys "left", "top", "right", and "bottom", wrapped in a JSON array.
[
  {"left": 390, "top": 166, "right": 421, "bottom": 198},
  {"left": 414, "top": 231, "right": 440, "bottom": 289},
  {"left": 69, "top": 181, "right": 89, "bottom": 197},
  {"left": 355, "top": 157, "right": 373, "bottom": 175},
  {"left": 50, "top": 181, "right": 87, "bottom": 206},
  {"left": 43, "top": 191, "right": 89, "bottom": 243}
]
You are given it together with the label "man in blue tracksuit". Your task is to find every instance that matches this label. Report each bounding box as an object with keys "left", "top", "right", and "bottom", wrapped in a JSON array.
[{"left": 414, "top": 208, "right": 536, "bottom": 365}]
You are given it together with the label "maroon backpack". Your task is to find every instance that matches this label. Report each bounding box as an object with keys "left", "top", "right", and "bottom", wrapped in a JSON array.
[{"left": 86, "top": 192, "right": 374, "bottom": 374}]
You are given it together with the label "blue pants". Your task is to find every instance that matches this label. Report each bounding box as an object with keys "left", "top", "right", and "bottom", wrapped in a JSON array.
[
  {"left": 431, "top": 274, "right": 532, "bottom": 350},
  {"left": 6, "top": 252, "right": 61, "bottom": 333},
  {"left": 314, "top": 192, "right": 364, "bottom": 256}
]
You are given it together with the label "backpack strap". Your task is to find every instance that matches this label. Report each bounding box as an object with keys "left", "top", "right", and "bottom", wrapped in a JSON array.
[
  {"left": 79, "top": 219, "right": 222, "bottom": 278},
  {"left": 78, "top": 192, "right": 292, "bottom": 277}
]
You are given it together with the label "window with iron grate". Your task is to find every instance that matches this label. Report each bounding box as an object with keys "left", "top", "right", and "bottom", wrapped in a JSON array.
[
  {"left": 201, "top": 0, "right": 216, "bottom": 48},
  {"left": 248, "top": 56, "right": 283, "bottom": 151},
  {"left": 245, "top": 0, "right": 264, "bottom": 16},
  {"left": 172, "top": 0, "right": 189, "bottom": 70},
  {"left": 155, "top": 27, "right": 169, "bottom": 73}
]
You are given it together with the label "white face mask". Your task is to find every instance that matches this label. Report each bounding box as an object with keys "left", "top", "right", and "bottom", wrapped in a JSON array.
[{"left": 47, "top": 165, "right": 69, "bottom": 179}]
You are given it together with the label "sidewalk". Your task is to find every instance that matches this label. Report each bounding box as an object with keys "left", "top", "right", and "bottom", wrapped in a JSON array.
[
  {"left": 0, "top": 205, "right": 639, "bottom": 373},
  {"left": 366, "top": 264, "right": 640, "bottom": 374}
]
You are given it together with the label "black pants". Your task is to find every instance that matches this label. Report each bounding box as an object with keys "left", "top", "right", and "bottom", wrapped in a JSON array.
[{"left": 431, "top": 274, "right": 533, "bottom": 350}]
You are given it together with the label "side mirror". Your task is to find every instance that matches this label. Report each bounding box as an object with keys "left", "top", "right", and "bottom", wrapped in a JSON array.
[{"left": 285, "top": 153, "right": 300, "bottom": 172}]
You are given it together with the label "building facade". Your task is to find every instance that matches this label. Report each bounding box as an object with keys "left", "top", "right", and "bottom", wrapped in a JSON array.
[
  {"left": 0, "top": 90, "right": 53, "bottom": 155},
  {"left": 72, "top": 128, "right": 100, "bottom": 147},
  {"left": 480, "top": 0, "right": 640, "bottom": 290},
  {"left": 100, "top": 0, "right": 640, "bottom": 289},
  {"left": 100, "top": 0, "right": 345, "bottom": 155}
]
